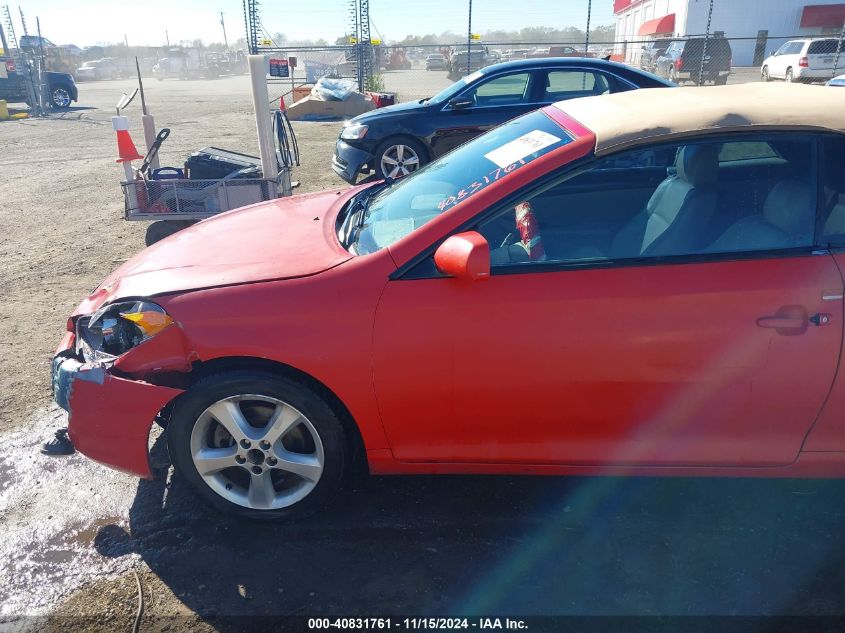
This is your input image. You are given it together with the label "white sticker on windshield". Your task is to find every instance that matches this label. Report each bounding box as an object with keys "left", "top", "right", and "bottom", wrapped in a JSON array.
[{"left": 484, "top": 130, "right": 562, "bottom": 168}]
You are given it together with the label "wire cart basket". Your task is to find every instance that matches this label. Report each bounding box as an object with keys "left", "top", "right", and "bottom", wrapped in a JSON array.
[{"left": 122, "top": 175, "right": 279, "bottom": 221}]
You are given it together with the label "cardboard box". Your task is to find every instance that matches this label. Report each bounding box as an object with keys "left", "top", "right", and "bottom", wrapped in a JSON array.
[{"left": 286, "top": 91, "right": 375, "bottom": 121}]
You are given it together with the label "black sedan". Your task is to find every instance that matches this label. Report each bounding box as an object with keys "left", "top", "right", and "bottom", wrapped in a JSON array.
[{"left": 332, "top": 58, "right": 674, "bottom": 184}]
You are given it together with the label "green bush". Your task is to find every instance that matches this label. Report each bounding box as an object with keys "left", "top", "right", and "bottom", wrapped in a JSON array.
[{"left": 365, "top": 73, "right": 385, "bottom": 93}]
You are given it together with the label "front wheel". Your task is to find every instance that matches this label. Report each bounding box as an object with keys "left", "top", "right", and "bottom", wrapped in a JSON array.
[
  {"left": 167, "top": 371, "right": 349, "bottom": 520},
  {"left": 374, "top": 137, "right": 426, "bottom": 179},
  {"left": 761, "top": 66, "right": 770, "bottom": 82},
  {"left": 144, "top": 220, "right": 195, "bottom": 246},
  {"left": 50, "top": 84, "right": 73, "bottom": 109},
  {"left": 785, "top": 68, "right": 794, "bottom": 83}
]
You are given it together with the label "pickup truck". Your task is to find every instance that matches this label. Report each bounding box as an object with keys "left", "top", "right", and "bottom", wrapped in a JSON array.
[
  {"left": 1, "top": 32, "right": 78, "bottom": 109},
  {"left": 0, "top": 57, "right": 78, "bottom": 109}
]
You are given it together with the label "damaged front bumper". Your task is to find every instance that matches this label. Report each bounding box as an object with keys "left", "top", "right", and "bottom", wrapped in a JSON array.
[
  {"left": 332, "top": 139, "right": 373, "bottom": 184},
  {"left": 52, "top": 343, "right": 183, "bottom": 479}
]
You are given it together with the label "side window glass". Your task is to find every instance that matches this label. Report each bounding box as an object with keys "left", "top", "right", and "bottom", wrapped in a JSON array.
[
  {"left": 542, "top": 71, "right": 609, "bottom": 102},
  {"left": 821, "top": 137, "right": 845, "bottom": 242},
  {"left": 477, "top": 137, "right": 816, "bottom": 269},
  {"left": 464, "top": 73, "right": 530, "bottom": 107}
]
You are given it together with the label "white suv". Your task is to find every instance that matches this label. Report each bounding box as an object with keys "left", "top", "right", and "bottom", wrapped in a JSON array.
[{"left": 762, "top": 38, "right": 843, "bottom": 83}]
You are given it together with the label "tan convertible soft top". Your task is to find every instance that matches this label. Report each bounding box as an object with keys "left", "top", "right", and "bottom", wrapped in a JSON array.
[{"left": 555, "top": 83, "right": 845, "bottom": 156}]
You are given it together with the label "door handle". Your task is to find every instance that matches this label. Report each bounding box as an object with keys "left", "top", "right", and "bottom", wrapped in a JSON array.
[{"left": 756, "top": 316, "right": 804, "bottom": 329}]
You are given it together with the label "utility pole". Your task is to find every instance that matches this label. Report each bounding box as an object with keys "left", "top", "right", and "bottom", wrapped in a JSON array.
[
  {"left": 220, "top": 11, "right": 229, "bottom": 49},
  {"left": 165, "top": 29, "right": 170, "bottom": 47}
]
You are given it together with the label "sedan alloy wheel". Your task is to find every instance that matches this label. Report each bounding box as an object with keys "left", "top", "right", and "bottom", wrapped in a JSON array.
[
  {"left": 189, "top": 394, "right": 325, "bottom": 510},
  {"left": 380, "top": 143, "right": 421, "bottom": 178}
]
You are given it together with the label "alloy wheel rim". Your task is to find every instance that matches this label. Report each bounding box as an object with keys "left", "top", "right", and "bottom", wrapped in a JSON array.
[
  {"left": 189, "top": 394, "right": 324, "bottom": 510},
  {"left": 381, "top": 144, "right": 420, "bottom": 178},
  {"left": 52, "top": 88, "right": 71, "bottom": 108}
]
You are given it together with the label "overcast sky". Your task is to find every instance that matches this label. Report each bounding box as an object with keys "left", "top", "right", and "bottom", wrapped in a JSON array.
[{"left": 17, "top": 0, "right": 615, "bottom": 47}]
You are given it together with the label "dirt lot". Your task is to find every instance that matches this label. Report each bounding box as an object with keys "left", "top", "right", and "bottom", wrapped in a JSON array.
[{"left": 4, "top": 69, "right": 845, "bottom": 630}]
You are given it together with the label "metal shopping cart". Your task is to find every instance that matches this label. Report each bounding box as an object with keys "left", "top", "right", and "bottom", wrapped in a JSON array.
[{"left": 123, "top": 110, "right": 299, "bottom": 245}]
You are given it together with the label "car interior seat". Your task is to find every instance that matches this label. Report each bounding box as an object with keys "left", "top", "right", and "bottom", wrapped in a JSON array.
[
  {"left": 565, "top": 144, "right": 720, "bottom": 260},
  {"left": 617, "top": 144, "right": 720, "bottom": 257},
  {"left": 708, "top": 180, "right": 815, "bottom": 252}
]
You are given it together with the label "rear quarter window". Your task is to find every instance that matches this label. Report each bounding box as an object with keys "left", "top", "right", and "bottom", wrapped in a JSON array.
[
  {"left": 808, "top": 40, "right": 839, "bottom": 55},
  {"left": 719, "top": 142, "right": 780, "bottom": 163}
]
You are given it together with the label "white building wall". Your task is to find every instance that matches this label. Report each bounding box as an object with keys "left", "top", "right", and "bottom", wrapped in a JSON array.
[{"left": 615, "top": 0, "right": 845, "bottom": 66}]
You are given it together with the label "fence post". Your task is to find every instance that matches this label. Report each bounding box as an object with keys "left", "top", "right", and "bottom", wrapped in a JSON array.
[
  {"left": 697, "top": 0, "right": 715, "bottom": 86},
  {"left": 833, "top": 20, "right": 845, "bottom": 80},
  {"left": 584, "top": 0, "right": 591, "bottom": 54},
  {"left": 467, "top": 0, "right": 472, "bottom": 75}
]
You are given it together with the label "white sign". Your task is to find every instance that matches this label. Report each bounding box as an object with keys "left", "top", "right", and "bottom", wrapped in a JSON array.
[{"left": 484, "top": 130, "right": 562, "bottom": 168}]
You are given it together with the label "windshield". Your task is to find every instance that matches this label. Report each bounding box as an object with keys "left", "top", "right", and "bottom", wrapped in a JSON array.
[
  {"left": 427, "top": 70, "right": 484, "bottom": 105},
  {"left": 344, "top": 109, "right": 572, "bottom": 255}
]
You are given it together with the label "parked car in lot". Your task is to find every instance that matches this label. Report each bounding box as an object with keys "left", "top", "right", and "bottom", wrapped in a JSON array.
[
  {"left": 656, "top": 36, "right": 732, "bottom": 84},
  {"left": 829, "top": 73, "right": 845, "bottom": 86},
  {"left": 425, "top": 53, "right": 448, "bottom": 71},
  {"left": 449, "top": 49, "right": 487, "bottom": 78},
  {"left": 52, "top": 83, "right": 845, "bottom": 522},
  {"left": 333, "top": 58, "right": 673, "bottom": 184},
  {"left": 762, "top": 38, "right": 844, "bottom": 83},
  {"left": 0, "top": 54, "right": 78, "bottom": 109},
  {"left": 639, "top": 38, "right": 674, "bottom": 72},
  {"left": 75, "top": 58, "right": 119, "bottom": 81}
]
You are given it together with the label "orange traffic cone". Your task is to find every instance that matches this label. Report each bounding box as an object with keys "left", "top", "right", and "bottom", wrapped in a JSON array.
[
  {"left": 279, "top": 96, "right": 287, "bottom": 112},
  {"left": 112, "top": 116, "right": 144, "bottom": 163}
]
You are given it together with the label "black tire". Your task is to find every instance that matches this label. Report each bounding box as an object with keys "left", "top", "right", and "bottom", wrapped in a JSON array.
[
  {"left": 761, "top": 66, "right": 770, "bottom": 82},
  {"left": 785, "top": 68, "right": 794, "bottom": 83},
  {"left": 167, "top": 371, "right": 348, "bottom": 521},
  {"left": 714, "top": 74, "right": 728, "bottom": 86},
  {"left": 373, "top": 136, "right": 427, "bottom": 180},
  {"left": 144, "top": 220, "right": 194, "bottom": 246},
  {"left": 49, "top": 83, "right": 73, "bottom": 109}
]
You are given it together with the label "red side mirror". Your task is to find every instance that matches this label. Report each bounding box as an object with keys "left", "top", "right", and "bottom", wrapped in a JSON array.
[{"left": 434, "top": 231, "right": 490, "bottom": 281}]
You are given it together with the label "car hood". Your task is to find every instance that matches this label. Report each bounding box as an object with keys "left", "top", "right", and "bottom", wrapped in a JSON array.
[
  {"left": 74, "top": 188, "right": 353, "bottom": 315},
  {"left": 351, "top": 99, "right": 428, "bottom": 123}
]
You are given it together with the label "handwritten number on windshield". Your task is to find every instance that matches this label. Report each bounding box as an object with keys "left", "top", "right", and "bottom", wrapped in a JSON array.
[{"left": 437, "top": 159, "right": 527, "bottom": 213}]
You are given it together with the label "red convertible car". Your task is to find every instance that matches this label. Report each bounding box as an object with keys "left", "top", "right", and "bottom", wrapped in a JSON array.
[{"left": 53, "top": 83, "right": 845, "bottom": 520}]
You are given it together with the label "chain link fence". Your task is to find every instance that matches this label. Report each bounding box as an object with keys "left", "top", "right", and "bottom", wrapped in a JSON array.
[{"left": 250, "top": 0, "right": 845, "bottom": 106}]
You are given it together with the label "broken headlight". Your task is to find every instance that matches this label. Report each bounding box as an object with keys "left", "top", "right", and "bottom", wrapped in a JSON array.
[{"left": 77, "top": 301, "right": 173, "bottom": 365}]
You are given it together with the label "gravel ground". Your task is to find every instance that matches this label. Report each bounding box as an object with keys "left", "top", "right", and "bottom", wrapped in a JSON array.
[{"left": 4, "top": 67, "right": 844, "bottom": 630}]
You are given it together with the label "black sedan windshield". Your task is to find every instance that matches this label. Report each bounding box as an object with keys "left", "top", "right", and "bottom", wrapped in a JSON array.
[{"left": 347, "top": 109, "right": 572, "bottom": 255}]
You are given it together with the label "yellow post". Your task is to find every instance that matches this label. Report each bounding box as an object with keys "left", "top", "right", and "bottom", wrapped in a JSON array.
[{"left": 0, "top": 100, "right": 9, "bottom": 120}]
